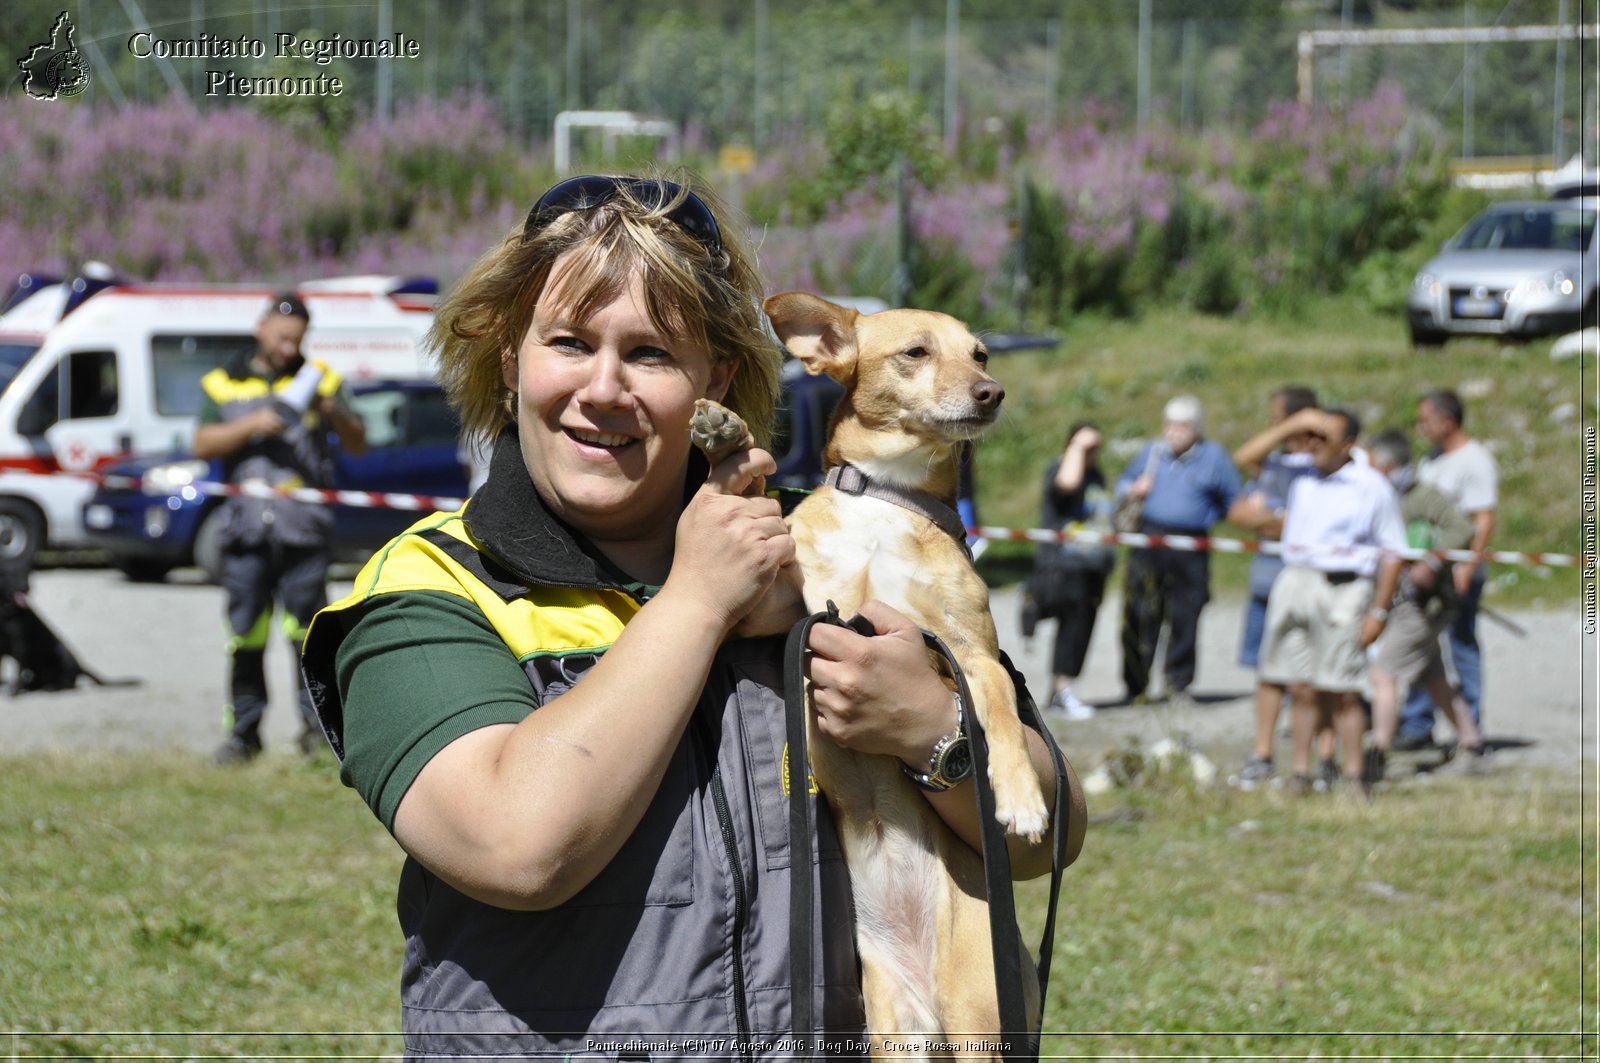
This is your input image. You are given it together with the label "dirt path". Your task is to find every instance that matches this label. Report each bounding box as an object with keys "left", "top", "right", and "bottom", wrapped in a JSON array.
[{"left": 0, "top": 570, "right": 1586, "bottom": 780}]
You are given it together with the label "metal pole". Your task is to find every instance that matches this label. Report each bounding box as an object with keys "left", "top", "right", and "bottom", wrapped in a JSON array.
[
  {"left": 1588, "top": 9, "right": 1597, "bottom": 166},
  {"left": 1180, "top": 18, "right": 1195, "bottom": 130},
  {"left": 376, "top": 0, "right": 392, "bottom": 123},
  {"left": 470, "top": 0, "right": 484, "bottom": 95},
  {"left": 720, "top": 44, "right": 732, "bottom": 144},
  {"left": 191, "top": 0, "right": 204, "bottom": 99},
  {"left": 894, "top": 157, "right": 913, "bottom": 308},
  {"left": 1339, "top": 0, "right": 1353, "bottom": 108},
  {"left": 566, "top": 0, "right": 580, "bottom": 109},
  {"left": 424, "top": 0, "right": 436, "bottom": 97},
  {"left": 1554, "top": 0, "right": 1569, "bottom": 164},
  {"left": 1463, "top": 2, "right": 1475, "bottom": 159},
  {"left": 117, "top": 0, "right": 195, "bottom": 111},
  {"left": 1137, "top": 0, "right": 1152, "bottom": 131},
  {"left": 910, "top": 15, "right": 921, "bottom": 96},
  {"left": 77, "top": 0, "right": 128, "bottom": 109},
  {"left": 1045, "top": 18, "right": 1060, "bottom": 131},
  {"left": 1013, "top": 168, "right": 1028, "bottom": 326},
  {"left": 546, "top": 0, "right": 559, "bottom": 134},
  {"left": 508, "top": 0, "right": 525, "bottom": 136},
  {"left": 944, "top": 0, "right": 959, "bottom": 153},
  {"left": 1297, "top": 31, "right": 1315, "bottom": 108},
  {"left": 755, "top": 0, "right": 768, "bottom": 149}
]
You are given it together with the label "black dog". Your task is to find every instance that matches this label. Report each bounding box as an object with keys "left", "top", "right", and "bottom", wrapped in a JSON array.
[{"left": 0, "top": 561, "right": 137, "bottom": 693}]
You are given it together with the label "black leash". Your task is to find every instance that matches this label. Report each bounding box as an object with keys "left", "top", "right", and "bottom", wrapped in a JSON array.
[{"left": 784, "top": 603, "right": 1070, "bottom": 1062}]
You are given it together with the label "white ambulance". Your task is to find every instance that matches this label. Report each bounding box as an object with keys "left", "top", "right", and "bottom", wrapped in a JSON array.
[
  {"left": 0, "top": 275, "right": 438, "bottom": 564},
  {"left": 0, "top": 275, "right": 71, "bottom": 394}
]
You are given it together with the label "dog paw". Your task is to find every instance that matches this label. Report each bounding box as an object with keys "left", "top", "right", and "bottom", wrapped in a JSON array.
[
  {"left": 689, "top": 398, "right": 753, "bottom": 467},
  {"left": 989, "top": 759, "right": 1050, "bottom": 843}
]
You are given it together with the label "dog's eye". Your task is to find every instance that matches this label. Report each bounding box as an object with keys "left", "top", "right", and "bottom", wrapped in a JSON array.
[
  {"left": 901, "top": 346, "right": 928, "bottom": 360},
  {"left": 973, "top": 348, "right": 989, "bottom": 366}
]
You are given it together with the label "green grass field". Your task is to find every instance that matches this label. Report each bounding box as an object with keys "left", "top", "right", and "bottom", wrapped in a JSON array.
[
  {"left": 2, "top": 300, "right": 1589, "bottom": 1058},
  {"left": 0, "top": 750, "right": 1588, "bottom": 1058},
  {"left": 972, "top": 297, "right": 1586, "bottom": 609}
]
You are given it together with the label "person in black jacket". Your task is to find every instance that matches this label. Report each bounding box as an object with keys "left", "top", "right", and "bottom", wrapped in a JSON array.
[{"left": 1032, "top": 422, "right": 1115, "bottom": 719}]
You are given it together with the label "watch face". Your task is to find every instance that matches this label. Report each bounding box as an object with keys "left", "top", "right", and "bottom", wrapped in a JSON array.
[{"left": 940, "top": 737, "right": 974, "bottom": 783}]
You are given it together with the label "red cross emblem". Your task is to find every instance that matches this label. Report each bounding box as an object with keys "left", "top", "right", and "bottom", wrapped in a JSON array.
[{"left": 62, "top": 440, "right": 91, "bottom": 470}]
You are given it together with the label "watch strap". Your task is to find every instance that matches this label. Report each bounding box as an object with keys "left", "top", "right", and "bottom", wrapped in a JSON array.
[{"left": 903, "top": 692, "right": 969, "bottom": 791}]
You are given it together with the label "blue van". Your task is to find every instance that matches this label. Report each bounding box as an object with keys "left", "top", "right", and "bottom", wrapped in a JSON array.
[{"left": 82, "top": 378, "right": 466, "bottom": 582}]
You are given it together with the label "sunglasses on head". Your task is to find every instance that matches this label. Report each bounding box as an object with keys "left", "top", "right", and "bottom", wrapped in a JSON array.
[{"left": 523, "top": 175, "right": 723, "bottom": 257}]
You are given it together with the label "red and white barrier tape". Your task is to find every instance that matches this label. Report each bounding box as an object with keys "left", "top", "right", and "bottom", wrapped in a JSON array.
[
  {"left": 971, "top": 525, "right": 1589, "bottom": 571},
  {"left": 99, "top": 474, "right": 466, "bottom": 516},
  {"left": 97, "top": 473, "right": 1586, "bottom": 571}
]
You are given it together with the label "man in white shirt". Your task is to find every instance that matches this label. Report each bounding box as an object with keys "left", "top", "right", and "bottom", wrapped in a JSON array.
[
  {"left": 1396, "top": 389, "right": 1497, "bottom": 749},
  {"left": 1258, "top": 408, "right": 1407, "bottom": 795}
]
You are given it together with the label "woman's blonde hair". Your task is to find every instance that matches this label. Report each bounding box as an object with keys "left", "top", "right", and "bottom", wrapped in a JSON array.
[{"left": 431, "top": 173, "right": 780, "bottom": 451}]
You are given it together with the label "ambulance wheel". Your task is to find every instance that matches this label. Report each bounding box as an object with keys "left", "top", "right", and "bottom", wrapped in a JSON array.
[
  {"left": 193, "top": 509, "right": 226, "bottom": 585},
  {"left": 0, "top": 499, "right": 44, "bottom": 568}
]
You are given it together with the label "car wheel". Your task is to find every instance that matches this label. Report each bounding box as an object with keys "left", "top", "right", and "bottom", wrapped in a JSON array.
[
  {"left": 0, "top": 498, "right": 45, "bottom": 568},
  {"left": 114, "top": 558, "right": 174, "bottom": 583},
  {"left": 1409, "top": 323, "right": 1446, "bottom": 348},
  {"left": 193, "top": 508, "right": 226, "bottom": 585}
]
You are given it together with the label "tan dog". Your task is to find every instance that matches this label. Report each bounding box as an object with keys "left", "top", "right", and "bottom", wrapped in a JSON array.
[{"left": 765, "top": 292, "right": 1050, "bottom": 1060}]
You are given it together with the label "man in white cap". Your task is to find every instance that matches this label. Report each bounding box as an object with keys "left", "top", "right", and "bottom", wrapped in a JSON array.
[{"left": 1115, "top": 394, "right": 1241, "bottom": 704}]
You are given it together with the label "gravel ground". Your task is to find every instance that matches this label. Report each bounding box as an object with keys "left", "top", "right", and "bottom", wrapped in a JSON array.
[{"left": 0, "top": 567, "right": 1587, "bottom": 780}]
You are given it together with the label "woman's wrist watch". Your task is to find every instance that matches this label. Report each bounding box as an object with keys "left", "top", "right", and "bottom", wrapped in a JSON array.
[{"left": 903, "top": 692, "right": 973, "bottom": 792}]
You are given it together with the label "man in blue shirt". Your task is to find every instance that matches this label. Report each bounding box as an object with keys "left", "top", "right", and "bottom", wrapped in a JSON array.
[{"left": 1116, "top": 395, "right": 1241, "bottom": 703}]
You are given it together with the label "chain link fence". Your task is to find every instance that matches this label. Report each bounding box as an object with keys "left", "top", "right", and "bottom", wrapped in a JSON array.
[{"left": 5, "top": 0, "right": 1590, "bottom": 166}]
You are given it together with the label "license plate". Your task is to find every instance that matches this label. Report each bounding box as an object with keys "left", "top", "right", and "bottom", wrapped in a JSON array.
[
  {"left": 1453, "top": 296, "right": 1500, "bottom": 318},
  {"left": 84, "top": 504, "right": 113, "bottom": 530}
]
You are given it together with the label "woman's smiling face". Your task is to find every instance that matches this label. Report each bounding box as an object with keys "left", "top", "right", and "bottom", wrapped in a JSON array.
[{"left": 505, "top": 253, "right": 733, "bottom": 543}]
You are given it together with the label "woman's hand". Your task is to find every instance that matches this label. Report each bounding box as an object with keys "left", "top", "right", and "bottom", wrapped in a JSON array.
[
  {"left": 664, "top": 447, "right": 794, "bottom": 634},
  {"left": 1067, "top": 425, "right": 1102, "bottom": 453},
  {"left": 732, "top": 566, "right": 806, "bottom": 638},
  {"left": 804, "top": 600, "right": 956, "bottom": 768},
  {"left": 806, "top": 599, "right": 1082, "bottom": 878}
]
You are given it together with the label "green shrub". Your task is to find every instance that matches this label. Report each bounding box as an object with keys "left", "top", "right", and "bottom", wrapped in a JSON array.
[{"left": 791, "top": 87, "right": 946, "bottom": 221}]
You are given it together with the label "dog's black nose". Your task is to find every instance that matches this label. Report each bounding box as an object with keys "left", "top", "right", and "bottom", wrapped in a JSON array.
[{"left": 970, "top": 379, "right": 1005, "bottom": 410}]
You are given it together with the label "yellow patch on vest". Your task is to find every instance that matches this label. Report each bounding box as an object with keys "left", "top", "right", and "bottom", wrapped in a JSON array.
[
  {"left": 324, "top": 510, "right": 639, "bottom": 661},
  {"left": 201, "top": 359, "right": 344, "bottom": 405}
]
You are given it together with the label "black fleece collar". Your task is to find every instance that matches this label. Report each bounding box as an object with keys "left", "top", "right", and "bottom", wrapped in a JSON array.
[{"left": 461, "top": 423, "right": 709, "bottom": 598}]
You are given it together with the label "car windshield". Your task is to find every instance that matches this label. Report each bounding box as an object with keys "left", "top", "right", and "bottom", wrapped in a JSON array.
[
  {"left": 0, "top": 342, "right": 39, "bottom": 395},
  {"left": 1452, "top": 206, "right": 1596, "bottom": 253}
]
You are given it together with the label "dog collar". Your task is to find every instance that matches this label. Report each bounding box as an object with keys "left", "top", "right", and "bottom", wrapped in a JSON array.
[{"left": 823, "top": 463, "right": 972, "bottom": 557}]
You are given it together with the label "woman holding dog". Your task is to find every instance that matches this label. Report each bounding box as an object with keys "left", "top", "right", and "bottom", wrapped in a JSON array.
[{"left": 301, "top": 174, "right": 1082, "bottom": 1057}]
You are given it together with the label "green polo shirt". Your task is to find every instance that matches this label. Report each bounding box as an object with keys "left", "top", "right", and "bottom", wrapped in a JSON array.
[{"left": 333, "top": 590, "right": 538, "bottom": 830}]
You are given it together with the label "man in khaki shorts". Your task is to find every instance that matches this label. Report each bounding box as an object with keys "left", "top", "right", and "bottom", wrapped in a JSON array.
[
  {"left": 1363, "top": 429, "right": 1484, "bottom": 783},
  {"left": 1258, "top": 408, "right": 1406, "bottom": 795}
]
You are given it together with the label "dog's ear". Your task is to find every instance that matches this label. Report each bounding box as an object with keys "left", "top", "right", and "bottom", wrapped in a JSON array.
[{"left": 763, "top": 292, "right": 859, "bottom": 382}]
